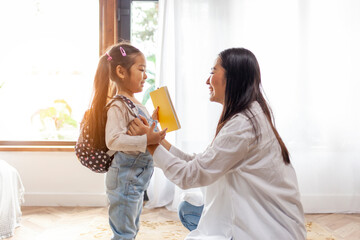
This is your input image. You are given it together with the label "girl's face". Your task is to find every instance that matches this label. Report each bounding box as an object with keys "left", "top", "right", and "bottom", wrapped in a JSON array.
[
  {"left": 123, "top": 54, "right": 147, "bottom": 94},
  {"left": 206, "top": 58, "right": 226, "bottom": 104}
]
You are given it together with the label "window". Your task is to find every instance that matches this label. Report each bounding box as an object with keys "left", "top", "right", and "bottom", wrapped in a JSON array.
[
  {"left": 0, "top": 0, "right": 158, "bottom": 148},
  {"left": 118, "top": 0, "right": 159, "bottom": 109},
  {"left": 0, "top": 0, "right": 99, "bottom": 142}
]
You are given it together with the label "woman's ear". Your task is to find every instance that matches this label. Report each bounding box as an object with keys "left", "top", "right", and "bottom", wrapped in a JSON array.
[{"left": 116, "top": 65, "right": 126, "bottom": 79}]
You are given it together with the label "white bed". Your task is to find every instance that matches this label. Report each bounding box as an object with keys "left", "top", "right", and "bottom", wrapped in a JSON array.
[{"left": 0, "top": 160, "right": 24, "bottom": 239}]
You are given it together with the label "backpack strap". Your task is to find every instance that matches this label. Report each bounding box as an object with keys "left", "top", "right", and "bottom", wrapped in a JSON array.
[
  {"left": 105, "top": 95, "right": 139, "bottom": 156},
  {"left": 106, "top": 95, "right": 139, "bottom": 117}
]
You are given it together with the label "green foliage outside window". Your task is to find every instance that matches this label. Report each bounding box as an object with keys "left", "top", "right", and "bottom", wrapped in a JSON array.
[
  {"left": 31, "top": 99, "right": 78, "bottom": 140},
  {"left": 133, "top": 5, "right": 158, "bottom": 42},
  {"left": 132, "top": 2, "right": 158, "bottom": 105}
]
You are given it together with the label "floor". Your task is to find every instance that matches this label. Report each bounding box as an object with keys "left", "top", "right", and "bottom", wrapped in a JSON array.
[{"left": 6, "top": 206, "right": 360, "bottom": 240}]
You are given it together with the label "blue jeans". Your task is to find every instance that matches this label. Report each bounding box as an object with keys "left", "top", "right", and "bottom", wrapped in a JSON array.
[
  {"left": 178, "top": 201, "right": 204, "bottom": 231},
  {"left": 106, "top": 151, "right": 154, "bottom": 240}
]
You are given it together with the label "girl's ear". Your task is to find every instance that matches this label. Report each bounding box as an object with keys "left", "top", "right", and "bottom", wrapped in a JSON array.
[{"left": 116, "top": 65, "right": 126, "bottom": 79}]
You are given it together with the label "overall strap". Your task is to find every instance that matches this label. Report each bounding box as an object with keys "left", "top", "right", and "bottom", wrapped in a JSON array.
[{"left": 106, "top": 95, "right": 139, "bottom": 117}]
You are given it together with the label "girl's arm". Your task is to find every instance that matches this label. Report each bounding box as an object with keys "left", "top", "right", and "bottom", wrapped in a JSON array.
[
  {"left": 106, "top": 103, "right": 146, "bottom": 152},
  {"left": 106, "top": 102, "right": 165, "bottom": 152}
]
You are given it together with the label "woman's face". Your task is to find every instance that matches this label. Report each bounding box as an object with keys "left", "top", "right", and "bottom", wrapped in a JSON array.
[{"left": 206, "top": 58, "right": 226, "bottom": 104}]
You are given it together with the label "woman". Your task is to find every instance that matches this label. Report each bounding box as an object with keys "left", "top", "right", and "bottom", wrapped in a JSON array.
[{"left": 128, "top": 48, "right": 306, "bottom": 239}]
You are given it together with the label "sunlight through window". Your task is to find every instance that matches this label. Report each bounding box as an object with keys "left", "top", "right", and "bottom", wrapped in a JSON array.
[{"left": 0, "top": 0, "right": 99, "bottom": 140}]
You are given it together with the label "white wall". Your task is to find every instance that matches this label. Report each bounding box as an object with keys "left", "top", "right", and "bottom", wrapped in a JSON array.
[
  {"left": 0, "top": 151, "right": 107, "bottom": 207},
  {"left": 292, "top": 149, "right": 360, "bottom": 213}
]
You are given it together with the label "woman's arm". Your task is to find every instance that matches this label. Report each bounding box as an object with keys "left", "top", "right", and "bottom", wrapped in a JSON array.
[
  {"left": 128, "top": 117, "right": 197, "bottom": 161},
  {"left": 152, "top": 117, "right": 250, "bottom": 190},
  {"left": 127, "top": 114, "right": 249, "bottom": 189}
]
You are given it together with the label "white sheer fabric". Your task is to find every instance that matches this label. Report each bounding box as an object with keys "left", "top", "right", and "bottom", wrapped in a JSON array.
[
  {"left": 0, "top": 160, "right": 25, "bottom": 239},
  {"left": 147, "top": 0, "right": 360, "bottom": 213}
]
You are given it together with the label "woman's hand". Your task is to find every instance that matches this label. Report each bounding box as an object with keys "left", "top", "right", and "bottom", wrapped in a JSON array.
[
  {"left": 147, "top": 121, "right": 167, "bottom": 145},
  {"left": 127, "top": 115, "right": 167, "bottom": 145},
  {"left": 127, "top": 117, "right": 149, "bottom": 136},
  {"left": 152, "top": 106, "right": 159, "bottom": 121}
]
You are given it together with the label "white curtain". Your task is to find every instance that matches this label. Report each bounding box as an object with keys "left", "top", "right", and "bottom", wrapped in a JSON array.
[{"left": 147, "top": 0, "right": 360, "bottom": 213}]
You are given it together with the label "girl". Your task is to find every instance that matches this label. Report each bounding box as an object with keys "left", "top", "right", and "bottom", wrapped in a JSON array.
[
  {"left": 128, "top": 48, "right": 306, "bottom": 240},
  {"left": 87, "top": 42, "right": 166, "bottom": 240}
]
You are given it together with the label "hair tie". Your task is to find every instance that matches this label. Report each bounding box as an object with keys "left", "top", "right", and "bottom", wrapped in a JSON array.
[
  {"left": 105, "top": 52, "right": 112, "bottom": 61},
  {"left": 120, "top": 47, "right": 127, "bottom": 56}
]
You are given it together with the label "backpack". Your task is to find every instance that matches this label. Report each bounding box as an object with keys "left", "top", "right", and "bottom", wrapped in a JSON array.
[{"left": 75, "top": 95, "right": 138, "bottom": 173}]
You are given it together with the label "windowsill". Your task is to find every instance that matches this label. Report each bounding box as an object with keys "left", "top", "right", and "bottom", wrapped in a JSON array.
[{"left": 0, "top": 141, "right": 76, "bottom": 152}]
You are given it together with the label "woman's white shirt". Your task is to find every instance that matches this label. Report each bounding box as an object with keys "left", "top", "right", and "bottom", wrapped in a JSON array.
[{"left": 153, "top": 101, "right": 306, "bottom": 240}]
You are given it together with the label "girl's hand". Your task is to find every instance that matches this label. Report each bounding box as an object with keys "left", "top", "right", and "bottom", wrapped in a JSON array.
[
  {"left": 152, "top": 106, "right": 159, "bottom": 121},
  {"left": 127, "top": 115, "right": 167, "bottom": 145}
]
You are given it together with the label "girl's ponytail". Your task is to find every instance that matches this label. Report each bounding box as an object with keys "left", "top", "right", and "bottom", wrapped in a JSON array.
[{"left": 87, "top": 55, "right": 111, "bottom": 149}]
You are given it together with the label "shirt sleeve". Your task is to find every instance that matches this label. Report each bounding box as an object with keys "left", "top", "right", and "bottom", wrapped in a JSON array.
[
  {"left": 169, "top": 145, "right": 197, "bottom": 162},
  {"left": 153, "top": 116, "right": 250, "bottom": 189},
  {"left": 105, "top": 102, "right": 147, "bottom": 153}
]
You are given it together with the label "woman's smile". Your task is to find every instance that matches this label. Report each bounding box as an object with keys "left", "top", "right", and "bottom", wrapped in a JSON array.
[
  {"left": 206, "top": 58, "right": 226, "bottom": 104},
  {"left": 209, "top": 87, "right": 214, "bottom": 94}
]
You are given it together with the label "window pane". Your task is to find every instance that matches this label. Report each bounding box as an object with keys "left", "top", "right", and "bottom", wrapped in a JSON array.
[
  {"left": 0, "top": 0, "right": 99, "bottom": 140},
  {"left": 131, "top": 1, "right": 158, "bottom": 110}
]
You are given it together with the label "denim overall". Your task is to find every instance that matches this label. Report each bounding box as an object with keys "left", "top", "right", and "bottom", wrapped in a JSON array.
[{"left": 105, "top": 106, "right": 156, "bottom": 240}]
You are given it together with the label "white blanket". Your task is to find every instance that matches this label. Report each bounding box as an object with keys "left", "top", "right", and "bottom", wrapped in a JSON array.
[{"left": 0, "top": 160, "right": 25, "bottom": 239}]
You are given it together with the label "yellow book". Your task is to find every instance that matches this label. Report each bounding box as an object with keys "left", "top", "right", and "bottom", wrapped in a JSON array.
[{"left": 149, "top": 86, "right": 181, "bottom": 132}]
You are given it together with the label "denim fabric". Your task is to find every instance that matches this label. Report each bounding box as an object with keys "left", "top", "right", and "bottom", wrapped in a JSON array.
[
  {"left": 106, "top": 151, "right": 153, "bottom": 240},
  {"left": 137, "top": 107, "right": 159, "bottom": 132},
  {"left": 105, "top": 105, "right": 155, "bottom": 240},
  {"left": 178, "top": 201, "right": 204, "bottom": 231}
]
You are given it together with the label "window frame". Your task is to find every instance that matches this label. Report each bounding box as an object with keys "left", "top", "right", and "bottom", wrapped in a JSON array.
[
  {"left": 0, "top": 141, "right": 76, "bottom": 152},
  {"left": 118, "top": 0, "right": 159, "bottom": 41}
]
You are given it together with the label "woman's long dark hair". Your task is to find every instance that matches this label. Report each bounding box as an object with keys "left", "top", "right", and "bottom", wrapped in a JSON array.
[
  {"left": 215, "top": 48, "right": 290, "bottom": 164},
  {"left": 84, "top": 42, "right": 141, "bottom": 150}
]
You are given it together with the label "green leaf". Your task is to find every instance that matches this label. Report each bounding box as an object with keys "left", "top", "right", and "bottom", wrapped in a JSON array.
[
  {"left": 146, "top": 54, "right": 156, "bottom": 64},
  {"left": 65, "top": 118, "right": 78, "bottom": 128},
  {"left": 146, "top": 78, "right": 155, "bottom": 85},
  {"left": 57, "top": 134, "right": 65, "bottom": 140},
  {"left": 146, "top": 69, "right": 155, "bottom": 76},
  {"left": 132, "top": 3, "right": 158, "bottom": 42},
  {"left": 32, "top": 99, "right": 78, "bottom": 139},
  {"left": 142, "top": 85, "right": 156, "bottom": 105}
]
